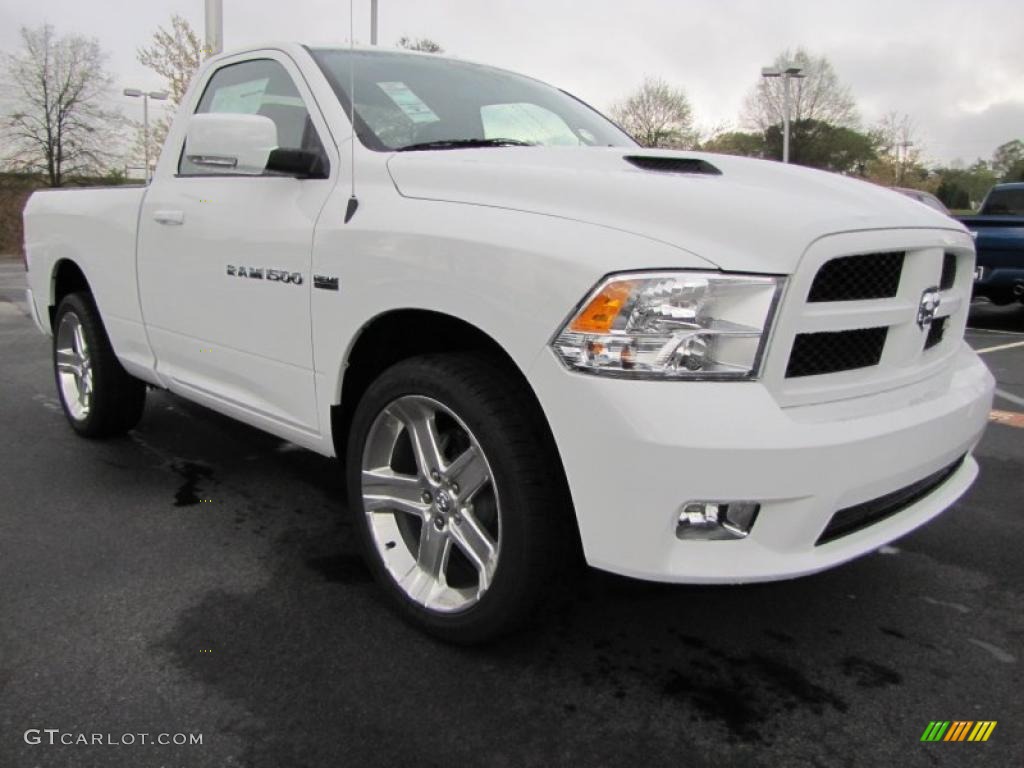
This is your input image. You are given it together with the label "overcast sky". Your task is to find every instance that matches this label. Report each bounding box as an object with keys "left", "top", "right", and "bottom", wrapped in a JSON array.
[{"left": 1, "top": 0, "right": 1022, "bottom": 165}]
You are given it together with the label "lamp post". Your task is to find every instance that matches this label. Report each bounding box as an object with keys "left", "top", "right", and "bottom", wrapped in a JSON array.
[
  {"left": 370, "top": 0, "right": 378, "bottom": 44},
  {"left": 761, "top": 65, "right": 805, "bottom": 163},
  {"left": 896, "top": 140, "right": 914, "bottom": 185},
  {"left": 205, "top": 0, "right": 223, "bottom": 56},
  {"left": 123, "top": 89, "right": 169, "bottom": 182}
]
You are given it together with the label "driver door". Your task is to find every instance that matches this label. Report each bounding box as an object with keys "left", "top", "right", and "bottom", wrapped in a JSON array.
[{"left": 137, "top": 53, "right": 337, "bottom": 435}]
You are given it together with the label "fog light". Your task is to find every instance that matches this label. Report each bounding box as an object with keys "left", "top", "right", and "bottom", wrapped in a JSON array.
[{"left": 676, "top": 501, "right": 760, "bottom": 540}]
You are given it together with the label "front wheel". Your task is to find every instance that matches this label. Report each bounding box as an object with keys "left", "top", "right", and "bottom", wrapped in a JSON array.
[{"left": 346, "top": 353, "right": 571, "bottom": 644}]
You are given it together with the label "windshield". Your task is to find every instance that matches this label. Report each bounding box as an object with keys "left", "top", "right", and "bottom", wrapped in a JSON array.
[
  {"left": 309, "top": 49, "right": 635, "bottom": 152},
  {"left": 981, "top": 187, "right": 1024, "bottom": 216}
]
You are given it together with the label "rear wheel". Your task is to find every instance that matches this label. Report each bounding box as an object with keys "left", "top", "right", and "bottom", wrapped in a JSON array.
[
  {"left": 53, "top": 293, "right": 146, "bottom": 437},
  {"left": 346, "top": 353, "right": 571, "bottom": 644}
]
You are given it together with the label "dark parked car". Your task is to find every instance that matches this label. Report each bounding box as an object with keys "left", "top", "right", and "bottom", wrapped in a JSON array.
[{"left": 959, "top": 183, "right": 1024, "bottom": 305}]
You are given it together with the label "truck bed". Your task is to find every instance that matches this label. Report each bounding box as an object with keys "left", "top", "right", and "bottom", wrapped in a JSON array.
[{"left": 24, "top": 185, "right": 151, "bottom": 365}]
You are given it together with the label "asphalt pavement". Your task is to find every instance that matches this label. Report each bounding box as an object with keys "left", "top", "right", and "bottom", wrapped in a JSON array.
[{"left": 1, "top": 259, "right": 1022, "bottom": 768}]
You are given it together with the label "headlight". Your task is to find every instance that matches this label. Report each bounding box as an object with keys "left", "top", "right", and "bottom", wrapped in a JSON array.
[{"left": 551, "top": 271, "right": 783, "bottom": 379}]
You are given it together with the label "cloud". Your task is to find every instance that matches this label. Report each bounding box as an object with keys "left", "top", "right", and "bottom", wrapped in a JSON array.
[{"left": 0, "top": 0, "right": 1021, "bottom": 164}]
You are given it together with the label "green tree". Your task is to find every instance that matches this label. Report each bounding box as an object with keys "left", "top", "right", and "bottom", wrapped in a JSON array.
[
  {"left": 763, "top": 119, "right": 876, "bottom": 173},
  {"left": 936, "top": 179, "right": 970, "bottom": 210},
  {"left": 701, "top": 130, "right": 766, "bottom": 158},
  {"left": 1003, "top": 160, "right": 1024, "bottom": 183},
  {"left": 991, "top": 139, "right": 1024, "bottom": 181},
  {"left": 611, "top": 77, "right": 698, "bottom": 149},
  {"left": 934, "top": 161, "right": 998, "bottom": 210}
]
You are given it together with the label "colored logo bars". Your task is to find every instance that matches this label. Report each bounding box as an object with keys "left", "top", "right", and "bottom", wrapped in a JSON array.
[{"left": 921, "top": 721, "right": 997, "bottom": 742}]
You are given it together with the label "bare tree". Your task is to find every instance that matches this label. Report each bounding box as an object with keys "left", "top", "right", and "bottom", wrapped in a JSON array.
[
  {"left": 743, "top": 48, "right": 858, "bottom": 132},
  {"left": 870, "top": 111, "right": 923, "bottom": 185},
  {"left": 1, "top": 25, "right": 121, "bottom": 186},
  {"left": 135, "top": 14, "right": 205, "bottom": 168},
  {"left": 397, "top": 37, "right": 444, "bottom": 54},
  {"left": 611, "top": 76, "right": 698, "bottom": 149}
]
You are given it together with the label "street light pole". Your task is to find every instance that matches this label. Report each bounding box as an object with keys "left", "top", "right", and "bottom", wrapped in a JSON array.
[
  {"left": 123, "top": 89, "right": 169, "bottom": 182},
  {"left": 782, "top": 74, "right": 792, "bottom": 163},
  {"left": 205, "top": 0, "right": 224, "bottom": 56},
  {"left": 897, "top": 141, "right": 914, "bottom": 185},
  {"left": 761, "top": 65, "right": 805, "bottom": 163},
  {"left": 370, "top": 0, "right": 378, "bottom": 44}
]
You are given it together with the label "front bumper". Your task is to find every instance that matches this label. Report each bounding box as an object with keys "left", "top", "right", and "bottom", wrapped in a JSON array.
[{"left": 529, "top": 343, "right": 994, "bottom": 583}]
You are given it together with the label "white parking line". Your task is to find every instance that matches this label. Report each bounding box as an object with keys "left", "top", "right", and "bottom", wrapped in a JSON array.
[
  {"left": 967, "top": 327, "right": 1024, "bottom": 337},
  {"left": 995, "top": 388, "right": 1024, "bottom": 408},
  {"left": 975, "top": 340, "right": 1024, "bottom": 355}
]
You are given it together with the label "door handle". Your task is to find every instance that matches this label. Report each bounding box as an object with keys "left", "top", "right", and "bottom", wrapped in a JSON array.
[{"left": 153, "top": 210, "right": 185, "bottom": 225}]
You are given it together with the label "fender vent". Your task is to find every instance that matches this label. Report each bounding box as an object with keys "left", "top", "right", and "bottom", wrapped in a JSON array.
[{"left": 624, "top": 156, "right": 722, "bottom": 175}]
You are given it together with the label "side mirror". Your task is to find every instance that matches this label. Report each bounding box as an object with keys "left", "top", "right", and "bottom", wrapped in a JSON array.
[
  {"left": 183, "top": 113, "right": 278, "bottom": 175},
  {"left": 265, "top": 148, "right": 328, "bottom": 179}
]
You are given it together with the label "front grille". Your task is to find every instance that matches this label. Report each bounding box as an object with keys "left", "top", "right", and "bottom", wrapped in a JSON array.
[
  {"left": 808, "top": 252, "right": 905, "bottom": 302},
  {"left": 786, "top": 327, "right": 888, "bottom": 378},
  {"left": 816, "top": 456, "right": 966, "bottom": 545},
  {"left": 924, "top": 317, "right": 948, "bottom": 350},
  {"left": 940, "top": 252, "right": 957, "bottom": 290}
]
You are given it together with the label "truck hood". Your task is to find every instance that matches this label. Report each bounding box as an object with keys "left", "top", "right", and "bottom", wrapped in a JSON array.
[{"left": 387, "top": 147, "right": 963, "bottom": 273}]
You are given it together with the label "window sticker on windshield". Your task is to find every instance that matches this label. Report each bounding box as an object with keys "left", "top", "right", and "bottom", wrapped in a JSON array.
[
  {"left": 211, "top": 78, "right": 270, "bottom": 114},
  {"left": 377, "top": 81, "right": 440, "bottom": 124}
]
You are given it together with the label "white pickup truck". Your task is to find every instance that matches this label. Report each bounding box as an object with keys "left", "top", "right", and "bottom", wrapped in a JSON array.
[{"left": 24, "top": 43, "right": 995, "bottom": 642}]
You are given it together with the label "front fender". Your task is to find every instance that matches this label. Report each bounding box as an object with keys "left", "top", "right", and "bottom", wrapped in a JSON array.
[{"left": 311, "top": 193, "right": 713, "bottom": 406}]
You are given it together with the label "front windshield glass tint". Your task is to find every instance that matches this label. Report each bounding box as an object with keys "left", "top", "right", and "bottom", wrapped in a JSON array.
[{"left": 309, "top": 49, "right": 635, "bottom": 151}]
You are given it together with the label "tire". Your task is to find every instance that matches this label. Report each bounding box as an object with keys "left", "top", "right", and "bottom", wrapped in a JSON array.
[
  {"left": 53, "top": 292, "right": 146, "bottom": 438},
  {"left": 346, "top": 353, "right": 572, "bottom": 644}
]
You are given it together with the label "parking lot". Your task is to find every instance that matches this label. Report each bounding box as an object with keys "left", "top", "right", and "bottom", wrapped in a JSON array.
[{"left": 0, "top": 258, "right": 1021, "bottom": 767}]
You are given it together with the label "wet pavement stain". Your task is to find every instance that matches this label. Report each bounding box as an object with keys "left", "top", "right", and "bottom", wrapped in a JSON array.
[
  {"left": 655, "top": 633, "right": 849, "bottom": 743},
  {"left": 879, "top": 626, "right": 907, "bottom": 639},
  {"left": 662, "top": 668, "right": 764, "bottom": 741},
  {"left": 305, "top": 553, "right": 373, "bottom": 584},
  {"left": 840, "top": 656, "right": 903, "bottom": 688},
  {"left": 171, "top": 461, "right": 214, "bottom": 507}
]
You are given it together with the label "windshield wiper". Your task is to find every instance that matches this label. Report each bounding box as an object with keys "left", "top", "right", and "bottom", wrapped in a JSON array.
[{"left": 396, "top": 138, "right": 536, "bottom": 152}]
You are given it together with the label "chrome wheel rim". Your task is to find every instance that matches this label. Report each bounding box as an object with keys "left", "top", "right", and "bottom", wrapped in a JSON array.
[
  {"left": 361, "top": 395, "right": 501, "bottom": 613},
  {"left": 56, "top": 312, "right": 93, "bottom": 421}
]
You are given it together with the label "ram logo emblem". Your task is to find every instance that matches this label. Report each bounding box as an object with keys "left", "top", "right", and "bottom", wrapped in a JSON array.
[{"left": 916, "top": 287, "right": 941, "bottom": 330}]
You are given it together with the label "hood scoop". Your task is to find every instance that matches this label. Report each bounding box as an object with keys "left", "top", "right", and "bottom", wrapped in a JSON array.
[{"left": 624, "top": 155, "right": 722, "bottom": 176}]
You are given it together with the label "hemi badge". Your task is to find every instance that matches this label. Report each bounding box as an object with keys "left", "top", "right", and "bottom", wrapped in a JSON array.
[{"left": 313, "top": 275, "right": 339, "bottom": 291}]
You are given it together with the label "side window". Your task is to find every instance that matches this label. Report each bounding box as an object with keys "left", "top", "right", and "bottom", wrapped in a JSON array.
[{"left": 179, "top": 58, "right": 327, "bottom": 176}]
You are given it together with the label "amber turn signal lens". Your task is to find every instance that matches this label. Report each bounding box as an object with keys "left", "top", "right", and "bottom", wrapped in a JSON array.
[{"left": 569, "top": 280, "right": 636, "bottom": 333}]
